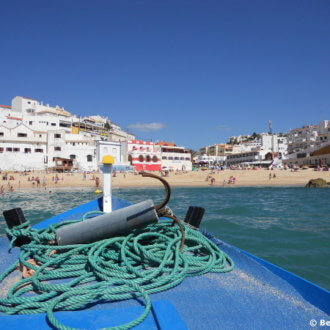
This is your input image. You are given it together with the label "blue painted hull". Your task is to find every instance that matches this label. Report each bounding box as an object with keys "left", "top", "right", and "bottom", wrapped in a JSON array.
[{"left": 0, "top": 196, "right": 329, "bottom": 329}]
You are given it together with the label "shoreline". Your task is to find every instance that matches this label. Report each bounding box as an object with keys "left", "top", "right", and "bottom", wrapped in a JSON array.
[
  {"left": 0, "top": 168, "right": 329, "bottom": 192},
  {"left": 1, "top": 184, "right": 310, "bottom": 193}
]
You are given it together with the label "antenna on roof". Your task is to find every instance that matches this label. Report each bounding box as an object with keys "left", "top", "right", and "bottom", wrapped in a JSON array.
[{"left": 268, "top": 120, "right": 272, "bottom": 135}]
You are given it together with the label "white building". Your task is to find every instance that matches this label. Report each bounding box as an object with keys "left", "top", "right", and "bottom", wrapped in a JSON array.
[
  {"left": 194, "top": 155, "right": 226, "bottom": 166},
  {"left": 0, "top": 96, "right": 136, "bottom": 171},
  {"left": 0, "top": 123, "right": 48, "bottom": 170},
  {"left": 225, "top": 134, "right": 288, "bottom": 167},
  {"left": 127, "top": 140, "right": 162, "bottom": 171},
  {"left": 109, "top": 122, "right": 135, "bottom": 142},
  {"left": 228, "top": 135, "right": 251, "bottom": 144},
  {"left": 226, "top": 149, "right": 273, "bottom": 167},
  {"left": 283, "top": 141, "right": 330, "bottom": 167},
  {"left": 259, "top": 134, "right": 288, "bottom": 157},
  {"left": 160, "top": 145, "right": 192, "bottom": 171},
  {"left": 315, "top": 120, "right": 330, "bottom": 146},
  {"left": 47, "top": 130, "right": 98, "bottom": 171},
  {"left": 287, "top": 125, "right": 318, "bottom": 154},
  {"left": 97, "top": 140, "right": 131, "bottom": 171}
]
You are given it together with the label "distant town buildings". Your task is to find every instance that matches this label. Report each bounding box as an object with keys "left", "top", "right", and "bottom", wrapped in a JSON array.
[
  {"left": 0, "top": 96, "right": 135, "bottom": 171},
  {"left": 0, "top": 96, "right": 193, "bottom": 172},
  {"left": 198, "top": 121, "right": 329, "bottom": 167},
  {"left": 1, "top": 97, "right": 328, "bottom": 171},
  {"left": 284, "top": 120, "right": 330, "bottom": 167}
]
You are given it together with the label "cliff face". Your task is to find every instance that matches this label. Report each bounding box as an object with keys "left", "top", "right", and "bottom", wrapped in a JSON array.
[{"left": 305, "top": 178, "right": 329, "bottom": 188}]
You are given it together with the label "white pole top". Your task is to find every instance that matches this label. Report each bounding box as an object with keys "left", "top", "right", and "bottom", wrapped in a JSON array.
[{"left": 102, "top": 156, "right": 114, "bottom": 213}]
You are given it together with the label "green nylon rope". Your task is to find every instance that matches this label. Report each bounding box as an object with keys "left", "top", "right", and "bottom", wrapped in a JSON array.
[{"left": 0, "top": 211, "right": 234, "bottom": 330}]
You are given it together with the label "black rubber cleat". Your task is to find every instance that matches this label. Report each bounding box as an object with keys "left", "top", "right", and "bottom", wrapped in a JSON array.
[
  {"left": 3, "top": 208, "right": 31, "bottom": 246},
  {"left": 184, "top": 206, "right": 205, "bottom": 229}
]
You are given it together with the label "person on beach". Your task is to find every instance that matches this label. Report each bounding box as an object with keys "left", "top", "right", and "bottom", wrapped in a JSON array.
[
  {"left": 0, "top": 185, "right": 4, "bottom": 194},
  {"left": 273, "top": 173, "right": 276, "bottom": 179},
  {"left": 210, "top": 177, "right": 215, "bottom": 185},
  {"left": 95, "top": 177, "right": 100, "bottom": 187},
  {"left": 269, "top": 173, "right": 272, "bottom": 180}
]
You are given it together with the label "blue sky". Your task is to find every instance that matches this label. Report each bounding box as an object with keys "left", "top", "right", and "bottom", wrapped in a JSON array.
[{"left": 1, "top": 0, "right": 329, "bottom": 149}]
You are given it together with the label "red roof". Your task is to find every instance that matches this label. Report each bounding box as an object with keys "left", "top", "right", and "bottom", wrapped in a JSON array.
[
  {"left": 6, "top": 116, "right": 22, "bottom": 120},
  {"left": 0, "top": 105, "right": 11, "bottom": 109},
  {"left": 156, "top": 141, "right": 176, "bottom": 146}
]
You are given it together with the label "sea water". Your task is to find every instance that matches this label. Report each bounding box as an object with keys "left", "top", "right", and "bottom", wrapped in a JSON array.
[{"left": 0, "top": 186, "right": 329, "bottom": 290}]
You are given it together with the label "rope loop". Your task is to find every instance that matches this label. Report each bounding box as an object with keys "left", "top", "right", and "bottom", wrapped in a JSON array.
[{"left": 1, "top": 212, "right": 234, "bottom": 329}]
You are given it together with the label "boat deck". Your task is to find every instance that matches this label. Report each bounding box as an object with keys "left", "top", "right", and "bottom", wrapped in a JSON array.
[{"left": 0, "top": 197, "right": 329, "bottom": 329}]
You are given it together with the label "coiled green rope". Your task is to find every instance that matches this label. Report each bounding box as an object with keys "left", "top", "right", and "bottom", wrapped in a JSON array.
[{"left": 0, "top": 211, "right": 234, "bottom": 330}]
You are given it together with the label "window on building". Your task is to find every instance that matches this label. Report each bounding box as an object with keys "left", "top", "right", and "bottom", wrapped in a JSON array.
[
  {"left": 168, "top": 157, "right": 173, "bottom": 160},
  {"left": 24, "top": 148, "right": 31, "bottom": 153},
  {"left": 180, "top": 157, "right": 184, "bottom": 160},
  {"left": 6, "top": 147, "right": 12, "bottom": 152},
  {"left": 39, "top": 134, "right": 42, "bottom": 138},
  {"left": 87, "top": 155, "right": 93, "bottom": 162},
  {"left": 35, "top": 149, "right": 43, "bottom": 153},
  {"left": 17, "top": 133, "right": 27, "bottom": 137},
  {"left": 51, "top": 123, "right": 56, "bottom": 126},
  {"left": 185, "top": 157, "right": 190, "bottom": 160},
  {"left": 54, "top": 134, "right": 61, "bottom": 138},
  {"left": 13, "top": 148, "right": 20, "bottom": 152},
  {"left": 146, "top": 155, "right": 151, "bottom": 162},
  {"left": 139, "top": 155, "right": 144, "bottom": 162},
  {"left": 0, "top": 147, "right": 3, "bottom": 153},
  {"left": 174, "top": 157, "right": 179, "bottom": 160},
  {"left": 162, "top": 156, "right": 167, "bottom": 160},
  {"left": 29, "top": 121, "right": 33, "bottom": 125},
  {"left": 54, "top": 147, "right": 61, "bottom": 151},
  {"left": 152, "top": 156, "right": 158, "bottom": 162},
  {"left": 0, "top": 132, "right": 3, "bottom": 136},
  {"left": 70, "top": 154, "right": 76, "bottom": 160}
]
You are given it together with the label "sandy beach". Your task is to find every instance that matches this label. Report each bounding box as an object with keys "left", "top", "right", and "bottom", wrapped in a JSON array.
[{"left": 1, "top": 169, "right": 329, "bottom": 192}]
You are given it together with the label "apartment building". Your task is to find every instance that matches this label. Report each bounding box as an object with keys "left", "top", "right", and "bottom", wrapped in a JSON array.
[
  {"left": 287, "top": 125, "right": 318, "bottom": 154},
  {"left": 0, "top": 123, "right": 48, "bottom": 170},
  {"left": 127, "top": 140, "right": 162, "bottom": 171},
  {"left": 0, "top": 96, "right": 135, "bottom": 171},
  {"left": 199, "top": 143, "right": 239, "bottom": 156},
  {"left": 226, "top": 149, "right": 274, "bottom": 166},
  {"left": 160, "top": 144, "right": 192, "bottom": 171}
]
